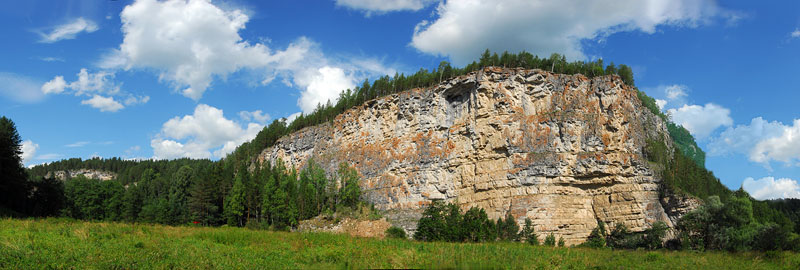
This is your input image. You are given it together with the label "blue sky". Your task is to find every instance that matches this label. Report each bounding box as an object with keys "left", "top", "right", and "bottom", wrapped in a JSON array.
[{"left": 1, "top": 0, "right": 798, "bottom": 199}]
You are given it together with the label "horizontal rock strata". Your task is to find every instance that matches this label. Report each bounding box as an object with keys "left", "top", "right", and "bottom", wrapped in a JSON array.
[{"left": 260, "top": 67, "right": 697, "bottom": 245}]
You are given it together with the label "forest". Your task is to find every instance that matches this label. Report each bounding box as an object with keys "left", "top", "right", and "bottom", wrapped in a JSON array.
[{"left": 2, "top": 51, "right": 799, "bottom": 252}]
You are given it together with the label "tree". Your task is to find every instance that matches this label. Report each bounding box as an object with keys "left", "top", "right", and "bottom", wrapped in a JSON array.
[
  {"left": 224, "top": 176, "right": 246, "bottom": 226},
  {"left": 337, "top": 163, "right": 361, "bottom": 208},
  {"left": 189, "top": 174, "right": 220, "bottom": 226},
  {"left": 519, "top": 218, "right": 538, "bottom": 245},
  {"left": 584, "top": 221, "right": 607, "bottom": 248},
  {"left": 544, "top": 233, "right": 556, "bottom": 246},
  {"left": 168, "top": 165, "right": 193, "bottom": 225},
  {"left": 498, "top": 212, "right": 520, "bottom": 241},
  {"left": 644, "top": 221, "right": 668, "bottom": 250},
  {"left": 558, "top": 236, "right": 566, "bottom": 247},
  {"left": 414, "top": 201, "right": 447, "bottom": 241},
  {"left": 0, "top": 116, "right": 29, "bottom": 213}
]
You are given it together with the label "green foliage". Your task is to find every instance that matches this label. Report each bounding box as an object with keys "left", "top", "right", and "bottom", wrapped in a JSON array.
[
  {"left": 644, "top": 222, "right": 668, "bottom": 250},
  {"left": 558, "top": 237, "right": 565, "bottom": 247},
  {"left": 0, "top": 116, "right": 29, "bottom": 213},
  {"left": 519, "top": 218, "right": 539, "bottom": 245},
  {"left": 677, "top": 193, "right": 799, "bottom": 252},
  {"left": 544, "top": 233, "right": 556, "bottom": 247},
  {"left": 386, "top": 226, "right": 407, "bottom": 239},
  {"left": 414, "top": 202, "right": 503, "bottom": 243},
  {"left": 224, "top": 175, "right": 246, "bottom": 226},
  {"left": 498, "top": 212, "right": 520, "bottom": 242},
  {"left": 645, "top": 139, "right": 730, "bottom": 200},
  {"left": 583, "top": 221, "right": 606, "bottom": 248},
  {"left": 635, "top": 89, "right": 706, "bottom": 167}
]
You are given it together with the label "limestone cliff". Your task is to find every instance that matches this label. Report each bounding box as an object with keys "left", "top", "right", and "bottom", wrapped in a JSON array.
[
  {"left": 259, "top": 67, "right": 698, "bottom": 245},
  {"left": 46, "top": 169, "right": 116, "bottom": 181}
]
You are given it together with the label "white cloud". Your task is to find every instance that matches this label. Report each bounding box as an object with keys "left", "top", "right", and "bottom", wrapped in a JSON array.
[
  {"left": 742, "top": 177, "right": 800, "bottom": 200},
  {"left": 151, "top": 104, "right": 263, "bottom": 159},
  {"left": 21, "top": 140, "right": 39, "bottom": 165},
  {"left": 668, "top": 103, "right": 732, "bottom": 139},
  {"left": 36, "top": 153, "right": 62, "bottom": 160},
  {"left": 335, "top": 0, "right": 435, "bottom": 15},
  {"left": 39, "top": 17, "right": 98, "bottom": 43},
  {"left": 39, "top": 57, "right": 64, "bottom": 62},
  {"left": 41, "top": 76, "right": 67, "bottom": 94},
  {"left": 103, "top": 0, "right": 392, "bottom": 113},
  {"left": 107, "top": 0, "right": 272, "bottom": 100},
  {"left": 655, "top": 99, "right": 667, "bottom": 110},
  {"left": 239, "top": 110, "right": 270, "bottom": 124},
  {"left": 708, "top": 117, "right": 785, "bottom": 156},
  {"left": 665, "top": 84, "right": 688, "bottom": 101},
  {"left": 792, "top": 28, "right": 800, "bottom": 38},
  {"left": 751, "top": 119, "right": 800, "bottom": 164},
  {"left": 285, "top": 112, "right": 302, "bottom": 124},
  {"left": 709, "top": 118, "right": 800, "bottom": 166},
  {"left": 298, "top": 66, "right": 356, "bottom": 113},
  {"left": 81, "top": 95, "right": 124, "bottom": 112},
  {"left": 42, "top": 69, "right": 148, "bottom": 112},
  {"left": 0, "top": 72, "right": 46, "bottom": 103},
  {"left": 411, "top": 0, "right": 727, "bottom": 65},
  {"left": 65, "top": 141, "right": 90, "bottom": 148}
]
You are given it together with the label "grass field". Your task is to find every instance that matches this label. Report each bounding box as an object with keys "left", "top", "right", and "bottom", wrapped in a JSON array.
[{"left": 1, "top": 218, "right": 798, "bottom": 269}]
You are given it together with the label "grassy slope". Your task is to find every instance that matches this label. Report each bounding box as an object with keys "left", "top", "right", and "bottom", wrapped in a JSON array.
[{"left": 1, "top": 219, "right": 797, "bottom": 269}]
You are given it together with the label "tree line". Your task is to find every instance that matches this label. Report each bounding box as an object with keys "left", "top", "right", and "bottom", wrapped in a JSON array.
[{"left": 413, "top": 201, "right": 566, "bottom": 247}]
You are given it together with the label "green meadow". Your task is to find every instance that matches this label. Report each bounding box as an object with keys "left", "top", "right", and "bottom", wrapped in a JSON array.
[{"left": 1, "top": 218, "right": 798, "bottom": 269}]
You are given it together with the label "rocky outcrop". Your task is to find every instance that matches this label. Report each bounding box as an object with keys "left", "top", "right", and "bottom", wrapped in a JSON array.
[
  {"left": 259, "top": 67, "right": 698, "bottom": 245},
  {"left": 46, "top": 169, "right": 116, "bottom": 181}
]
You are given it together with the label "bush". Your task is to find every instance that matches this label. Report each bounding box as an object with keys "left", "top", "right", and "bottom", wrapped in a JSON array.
[
  {"left": 544, "top": 233, "right": 556, "bottom": 246},
  {"left": 583, "top": 221, "right": 606, "bottom": 248},
  {"left": 558, "top": 237, "right": 565, "bottom": 247},
  {"left": 644, "top": 221, "right": 668, "bottom": 250},
  {"left": 386, "top": 226, "right": 407, "bottom": 239}
]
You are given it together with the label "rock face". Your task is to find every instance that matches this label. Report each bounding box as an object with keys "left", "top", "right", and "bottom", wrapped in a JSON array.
[
  {"left": 260, "top": 67, "right": 697, "bottom": 245},
  {"left": 46, "top": 169, "right": 116, "bottom": 181}
]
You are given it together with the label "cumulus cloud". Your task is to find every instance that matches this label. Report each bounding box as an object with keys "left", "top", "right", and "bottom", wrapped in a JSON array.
[
  {"left": 742, "top": 177, "right": 800, "bottom": 200},
  {"left": 709, "top": 117, "right": 800, "bottom": 166},
  {"left": 239, "top": 110, "right": 270, "bottom": 124},
  {"left": 21, "top": 140, "right": 39, "bottom": 165},
  {"left": 81, "top": 95, "right": 124, "bottom": 112},
  {"left": 655, "top": 99, "right": 667, "bottom": 110},
  {"left": 102, "top": 0, "right": 392, "bottom": 113},
  {"left": 335, "top": 0, "right": 436, "bottom": 15},
  {"left": 668, "top": 103, "right": 733, "bottom": 139},
  {"left": 792, "top": 28, "right": 800, "bottom": 38},
  {"left": 411, "top": 0, "right": 727, "bottom": 65},
  {"left": 708, "top": 117, "right": 785, "bottom": 156},
  {"left": 298, "top": 66, "right": 356, "bottom": 113},
  {"left": 106, "top": 0, "right": 272, "bottom": 100},
  {"left": 0, "top": 72, "right": 46, "bottom": 103},
  {"left": 751, "top": 119, "right": 800, "bottom": 164},
  {"left": 41, "top": 69, "right": 148, "bottom": 112},
  {"left": 39, "top": 17, "right": 98, "bottom": 43},
  {"left": 151, "top": 104, "right": 263, "bottom": 159}
]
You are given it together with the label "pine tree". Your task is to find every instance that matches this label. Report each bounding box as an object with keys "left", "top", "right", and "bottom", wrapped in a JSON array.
[
  {"left": 519, "top": 217, "right": 538, "bottom": 245},
  {"left": 224, "top": 176, "right": 246, "bottom": 226},
  {"left": 0, "top": 116, "right": 29, "bottom": 213}
]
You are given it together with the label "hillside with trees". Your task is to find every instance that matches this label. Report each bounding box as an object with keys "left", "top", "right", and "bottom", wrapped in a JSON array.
[{"left": 3, "top": 50, "right": 798, "bottom": 252}]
